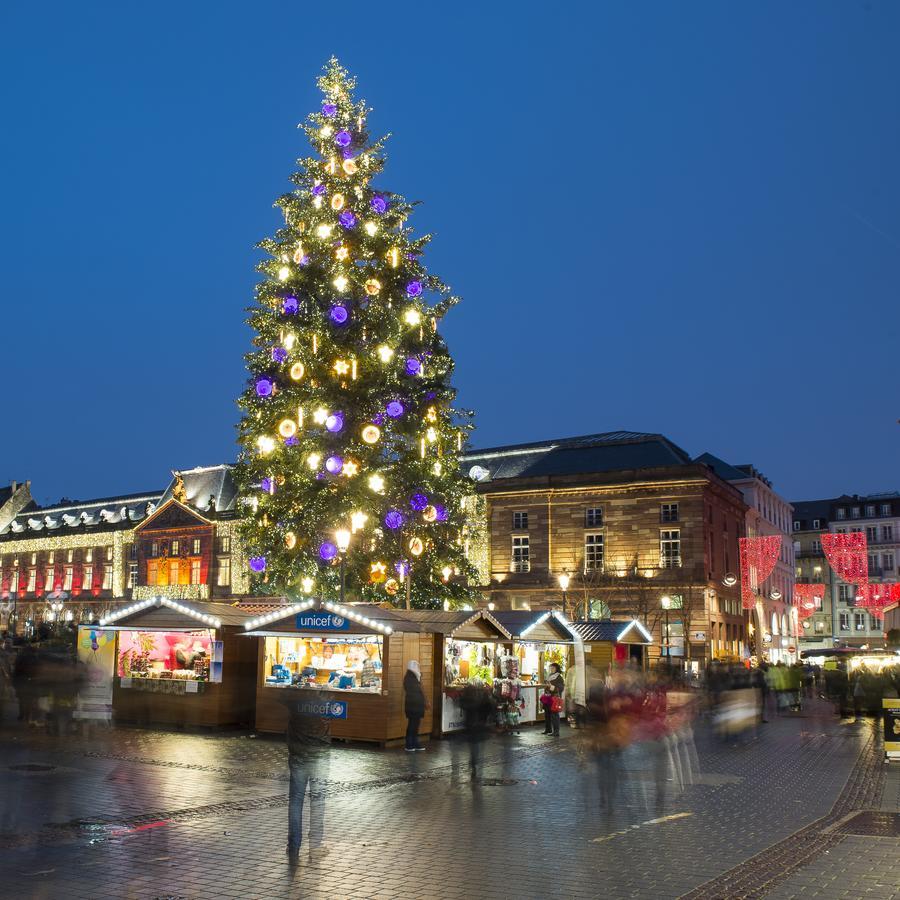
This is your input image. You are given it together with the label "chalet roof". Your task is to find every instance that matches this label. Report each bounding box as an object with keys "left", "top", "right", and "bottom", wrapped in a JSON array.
[
  {"left": 570, "top": 619, "right": 653, "bottom": 644},
  {"left": 491, "top": 610, "right": 577, "bottom": 641},
  {"left": 460, "top": 431, "right": 694, "bottom": 483},
  {"left": 99, "top": 598, "right": 255, "bottom": 629},
  {"left": 0, "top": 490, "right": 164, "bottom": 539},
  {"left": 398, "top": 609, "right": 512, "bottom": 638}
]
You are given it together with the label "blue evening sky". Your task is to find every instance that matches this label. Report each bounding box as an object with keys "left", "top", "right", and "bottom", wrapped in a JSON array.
[{"left": 1, "top": 1, "right": 898, "bottom": 507}]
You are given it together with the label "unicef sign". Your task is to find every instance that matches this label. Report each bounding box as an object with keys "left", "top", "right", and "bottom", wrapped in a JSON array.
[
  {"left": 295, "top": 612, "right": 350, "bottom": 631},
  {"left": 295, "top": 699, "right": 348, "bottom": 719}
]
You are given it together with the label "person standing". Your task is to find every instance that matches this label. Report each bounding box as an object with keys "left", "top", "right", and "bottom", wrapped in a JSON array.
[
  {"left": 544, "top": 662, "right": 565, "bottom": 737},
  {"left": 459, "top": 678, "right": 494, "bottom": 779},
  {"left": 282, "top": 695, "right": 331, "bottom": 860},
  {"left": 404, "top": 660, "right": 427, "bottom": 751}
]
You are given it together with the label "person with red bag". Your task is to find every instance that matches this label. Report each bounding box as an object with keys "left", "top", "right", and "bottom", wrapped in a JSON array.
[{"left": 542, "top": 662, "right": 565, "bottom": 736}]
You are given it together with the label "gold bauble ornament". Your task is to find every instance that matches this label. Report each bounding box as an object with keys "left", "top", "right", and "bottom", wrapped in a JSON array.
[
  {"left": 364, "top": 278, "right": 381, "bottom": 295},
  {"left": 385, "top": 578, "right": 399, "bottom": 596}
]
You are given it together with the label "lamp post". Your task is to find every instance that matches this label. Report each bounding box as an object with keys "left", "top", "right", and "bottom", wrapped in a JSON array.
[
  {"left": 335, "top": 529, "right": 351, "bottom": 605},
  {"left": 661, "top": 595, "right": 672, "bottom": 665},
  {"left": 557, "top": 572, "right": 570, "bottom": 619}
]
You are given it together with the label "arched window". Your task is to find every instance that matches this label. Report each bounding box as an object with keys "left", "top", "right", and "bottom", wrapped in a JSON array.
[{"left": 772, "top": 613, "right": 779, "bottom": 635}]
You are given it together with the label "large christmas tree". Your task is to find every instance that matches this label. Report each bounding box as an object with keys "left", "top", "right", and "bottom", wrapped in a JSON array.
[{"left": 236, "top": 59, "right": 478, "bottom": 608}]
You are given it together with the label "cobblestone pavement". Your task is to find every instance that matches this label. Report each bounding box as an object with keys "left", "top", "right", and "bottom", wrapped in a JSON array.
[{"left": 0, "top": 700, "right": 894, "bottom": 900}]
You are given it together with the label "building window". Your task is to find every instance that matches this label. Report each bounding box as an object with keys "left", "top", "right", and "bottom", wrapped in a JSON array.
[
  {"left": 192, "top": 538, "right": 201, "bottom": 555},
  {"left": 869, "top": 614, "right": 879, "bottom": 630},
  {"left": 510, "top": 596, "right": 531, "bottom": 611},
  {"left": 512, "top": 511, "right": 529, "bottom": 530},
  {"left": 881, "top": 503, "right": 891, "bottom": 516},
  {"left": 838, "top": 584, "right": 852, "bottom": 604},
  {"left": 584, "top": 507, "right": 603, "bottom": 528},
  {"left": 865, "top": 505, "right": 875, "bottom": 517},
  {"left": 866, "top": 526, "right": 877, "bottom": 542},
  {"left": 127, "top": 563, "right": 138, "bottom": 588},
  {"left": 63, "top": 567, "right": 74, "bottom": 591},
  {"left": 661, "top": 503, "right": 679, "bottom": 523},
  {"left": 814, "top": 620, "right": 825, "bottom": 634},
  {"left": 660, "top": 530, "right": 681, "bottom": 568},
  {"left": 811, "top": 539, "right": 821, "bottom": 553},
  {"left": 219, "top": 536, "right": 231, "bottom": 554},
  {"left": 83, "top": 566, "right": 93, "bottom": 589},
  {"left": 868, "top": 554, "right": 878, "bottom": 573},
  {"left": 10, "top": 571, "right": 18, "bottom": 593},
  {"left": 851, "top": 507, "right": 860, "bottom": 519},
  {"left": 45, "top": 566, "right": 54, "bottom": 589},
  {"left": 792, "top": 521, "right": 800, "bottom": 531},
  {"left": 171, "top": 540, "right": 180, "bottom": 557},
  {"left": 169, "top": 560, "right": 180, "bottom": 585},
  {"left": 47, "top": 550, "right": 54, "bottom": 564},
  {"left": 129, "top": 543, "right": 137, "bottom": 560},
  {"left": 190, "top": 559, "right": 201, "bottom": 585},
  {"left": 839, "top": 612, "right": 850, "bottom": 631},
  {"left": 102, "top": 567, "right": 113, "bottom": 591},
  {"left": 813, "top": 519, "right": 821, "bottom": 529},
  {"left": 151, "top": 542, "right": 159, "bottom": 558},
  {"left": 511, "top": 536, "right": 530, "bottom": 573},
  {"left": 85, "top": 548, "right": 93, "bottom": 563},
  {"left": 27, "top": 569, "right": 36, "bottom": 593},
  {"left": 836, "top": 508, "right": 846, "bottom": 520},
  {"left": 106, "top": 546, "right": 113, "bottom": 561},
  {"left": 854, "top": 612, "right": 866, "bottom": 631},
  {"left": 66, "top": 549, "right": 74, "bottom": 563},
  {"left": 217, "top": 557, "right": 231, "bottom": 587},
  {"left": 584, "top": 534, "right": 604, "bottom": 572},
  {"left": 882, "top": 525, "right": 894, "bottom": 542},
  {"left": 883, "top": 553, "right": 895, "bottom": 572},
  {"left": 147, "top": 561, "right": 158, "bottom": 586}
]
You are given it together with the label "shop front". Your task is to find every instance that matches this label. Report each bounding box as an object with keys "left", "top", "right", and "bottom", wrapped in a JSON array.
[
  {"left": 397, "top": 610, "right": 513, "bottom": 734},
  {"left": 248, "top": 599, "right": 434, "bottom": 745},
  {"left": 492, "top": 610, "right": 584, "bottom": 725},
  {"left": 87, "top": 597, "right": 260, "bottom": 728},
  {"left": 570, "top": 619, "right": 652, "bottom": 674}
]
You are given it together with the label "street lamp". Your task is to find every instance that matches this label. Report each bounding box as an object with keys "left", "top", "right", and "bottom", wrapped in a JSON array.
[
  {"left": 557, "top": 572, "right": 570, "bottom": 618},
  {"left": 661, "top": 595, "right": 673, "bottom": 663},
  {"left": 335, "top": 528, "right": 351, "bottom": 605}
]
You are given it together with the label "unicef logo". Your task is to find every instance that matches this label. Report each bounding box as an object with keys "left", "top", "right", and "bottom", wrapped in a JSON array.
[
  {"left": 331, "top": 615, "right": 345, "bottom": 627},
  {"left": 329, "top": 702, "right": 346, "bottom": 717}
]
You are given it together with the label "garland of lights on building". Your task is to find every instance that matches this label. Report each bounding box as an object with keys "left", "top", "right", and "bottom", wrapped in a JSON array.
[
  {"left": 854, "top": 583, "right": 899, "bottom": 619},
  {"left": 235, "top": 59, "right": 479, "bottom": 608},
  {"left": 739, "top": 535, "right": 782, "bottom": 609},
  {"left": 820, "top": 532, "right": 869, "bottom": 585},
  {"left": 793, "top": 583, "right": 826, "bottom": 620}
]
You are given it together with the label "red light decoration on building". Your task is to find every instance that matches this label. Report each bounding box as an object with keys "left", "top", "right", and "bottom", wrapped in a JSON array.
[
  {"left": 794, "top": 583, "right": 826, "bottom": 620},
  {"left": 821, "top": 532, "right": 868, "bottom": 585},
  {"left": 855, "top": 583, "right": 900, "bottom": 619},
  {"left": 739, "top": 535, "right": 782, "bottom": 609}
]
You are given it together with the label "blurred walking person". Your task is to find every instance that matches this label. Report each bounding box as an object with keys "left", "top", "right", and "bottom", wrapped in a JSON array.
[
  {"left": 282, "top": 695, "right": 331, "bottom": 861},
  {"left": 460, "top": 678, "right": 494, "bottom": 780},
  {"left": 404, "top": 660, "right": 427, "bottom": 751}
]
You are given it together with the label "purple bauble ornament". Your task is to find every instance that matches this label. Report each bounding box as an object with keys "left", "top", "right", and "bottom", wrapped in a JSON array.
[
  {"left": 339, "top": 210, "right": 357, "bottom": 229},
  {"left": 319, "top": 542, "right": 337, "bottom": 561},
  {"left": 322, "top": 102, "right": 337, "bottom": 117},
  {"left": 260, "top": 477, "right": 274, "bottom": 493},
  {"left": 406, "top": 280, "right": 422, "bottom": 297},
  {"left": 249, "top": 556, "right": 267, "bottom": 573},
  {"left": 330, "top": 304, "right": 349, "bottom": 325},
  {"left": 271, "top": 347, "right": 287, "bottom": 364},
  {"left": 325, "top": 411, "right": 344, "bottom": 433},
  {"left": 410, "top": 493, "right": 428, "bottom": 512},
  {"left": 312, "top": 183, "right": 326, "bottom": 197},
  {"left": 384, "top": 510, "right": 404, "bottom": 530},
  {"left": 405, "top": 357, "right": 421, "bottom": 376},
  {"left": 370, "top": 195, "right": 387, "bottom": 214},
  {"left": 334, "top": 130, "right": 352, "bottom": 148},
  {"left": 434, "top": 504, "right": 449, "bottom": 522},
  {"left": 284, "top": 435, "right": 298, "bottom": 447},
  {"left": 325, "top": 455, "right": 343, "bottom": 475},
  {"left": 386, "top": 400, "right": 404, "bottom": 419},
  {"left": 255, "top": 378, "right": 274, "bottom": 398},
  {"left": 372, "top": 413, "right": 385, "bottom": 426}
]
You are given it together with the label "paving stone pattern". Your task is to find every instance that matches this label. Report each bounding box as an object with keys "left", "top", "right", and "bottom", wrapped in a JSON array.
[{"left": 0, "top": 702, "right": 891, "bottom": 900}]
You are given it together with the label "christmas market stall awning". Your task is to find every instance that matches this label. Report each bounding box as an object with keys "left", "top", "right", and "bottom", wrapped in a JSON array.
[
  {"left": 492, "top": 609, "right": 580, "bottom": 643},
  {"left": 397, "top": 609, "right": 512, "bottom": 641},
  {"left": 241, "top": 598, "right": 421, "bottom": 636},
  {"left": 98, "top": 597, "right": 255, "bottom": 630},
  {"left": 569, "top": 619, "right": 653, "bottom": 645}
]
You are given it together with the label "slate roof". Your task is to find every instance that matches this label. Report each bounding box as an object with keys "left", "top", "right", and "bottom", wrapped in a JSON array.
[
  {"left": 694, "top": 452, "right": 752, "bottom": 483},
  {"left": 791, "top": 498, "right": 834, "bottom": 530},
  {"left": 570, "top": 619, "right": 652, "bottom": 643},
  {"left": 461, "top": 432, "right": 693, "bottom": 483},
  {"left": 160, "top": 465, "right": 237, "bottom": 516},
  {"left": 0, "top": 490, "right": 163, "bottom": 538}
]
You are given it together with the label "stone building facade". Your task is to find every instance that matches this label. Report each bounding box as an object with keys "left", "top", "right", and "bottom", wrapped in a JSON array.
[
  {"left": 462, "top": 432, "right": 749, "bottom": 665},
  {"left": 0, "top": 465, "right": 248, "bottom": 635}
]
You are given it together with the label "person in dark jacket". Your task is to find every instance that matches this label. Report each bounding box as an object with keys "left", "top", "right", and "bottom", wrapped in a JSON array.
[
  {"left": 544, "top": 662, "right": 565, "bottom": 736},
  {"left": 460, "top": 679, "right": 494, "bottom": 778},
  {"left": 403, "top": 660, "right": 427, "bottom": 751},
  {"left": 281, "top": 694, "right": 331, "bottom": 860}
]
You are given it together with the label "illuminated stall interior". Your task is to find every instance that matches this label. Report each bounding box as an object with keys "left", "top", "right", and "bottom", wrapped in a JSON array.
[{"left": 262, "top": 634, "right": 383, "bottom": 692}]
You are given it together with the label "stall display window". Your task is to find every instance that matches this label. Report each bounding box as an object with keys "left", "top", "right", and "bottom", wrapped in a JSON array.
[
  {"left": 513, "top": 642, "right": 568, "bottom": 683},
  {"left": 263, "top": 636, "right": 383, "bottom": 693},
  {"left": 444, "top": 639, "right": 496, "bottom": 686},
  {"left": 118, "top": 630, "right": 212, "bottom": 681}
]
